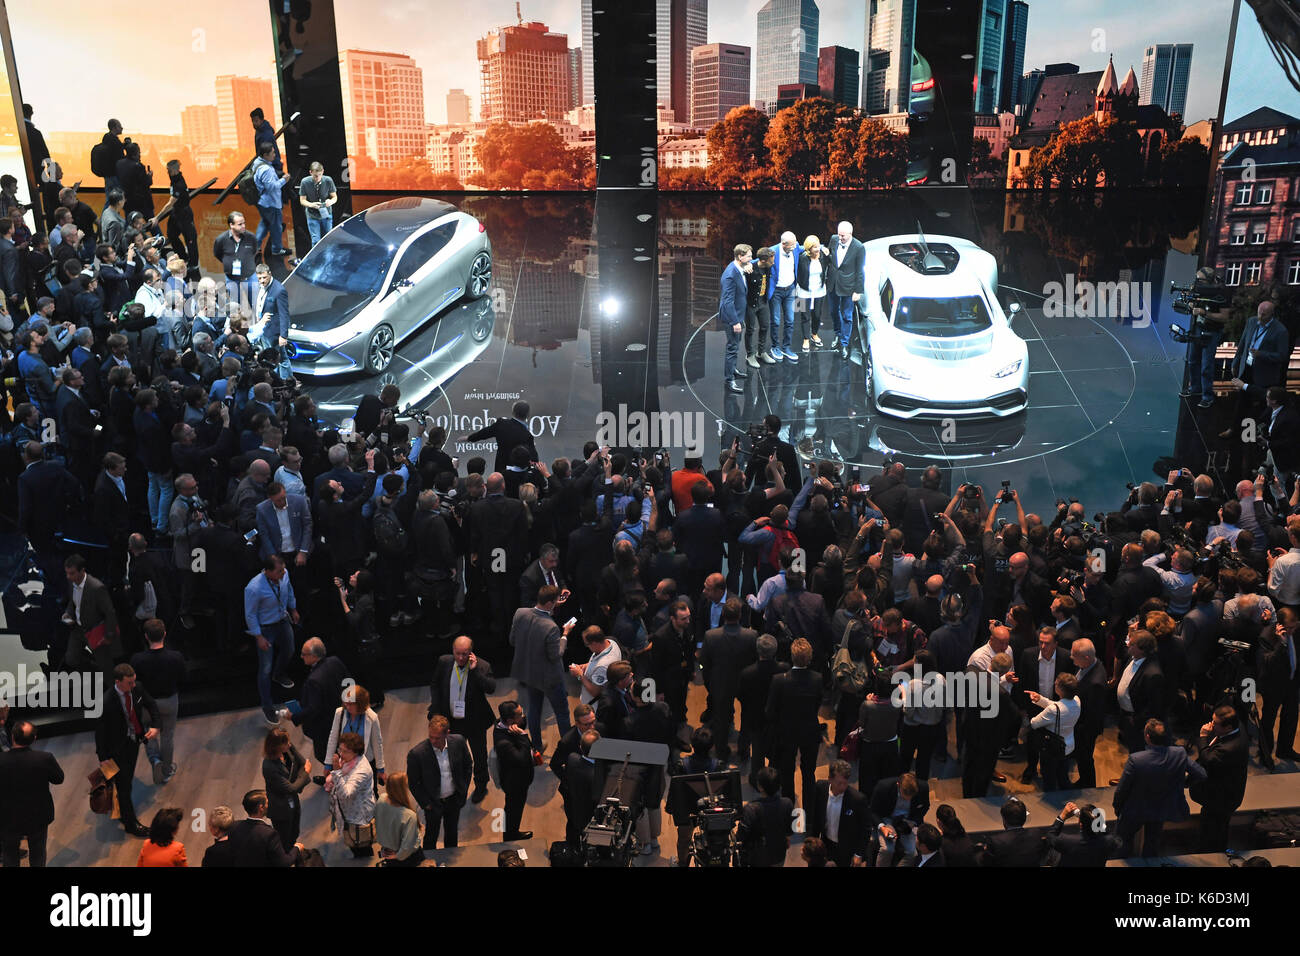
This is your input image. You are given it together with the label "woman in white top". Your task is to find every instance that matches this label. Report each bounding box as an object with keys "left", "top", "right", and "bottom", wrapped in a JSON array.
[
  {"left": 795, "top": 235, "right": 828, "bottom": 351},
  {"left": 326, "top": 731, "right": 376, "bottom": 857},
  {"left": 1028, "top": 672, "right": 1082, "bottom": 791},
  {"left": 324, "top": 684, "right": 385, "bottom": 788}
]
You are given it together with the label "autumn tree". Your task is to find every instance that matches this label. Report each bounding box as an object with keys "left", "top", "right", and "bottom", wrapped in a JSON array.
[
  {"left": 764, "top": 97, "right": 843, "bottom": 190},
  {"left": 968, "top": 136, "right": 1006, "bottom": 186},
  {"left": 855, "top": 119, "right": 908, "bottom": 188},
  {"left": 1160, "top": 136, "right": 1210, "bottom": 189},
  {"left": 706, "top": 106, "right": 770, "bottom": 189},
  {"left": 473, "top": 122, "right": 589, "bottom": 190}
]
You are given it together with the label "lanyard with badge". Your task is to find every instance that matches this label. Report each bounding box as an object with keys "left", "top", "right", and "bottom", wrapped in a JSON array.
[{"left": 453, "top": 665, "right": 467, "bottom": 719}]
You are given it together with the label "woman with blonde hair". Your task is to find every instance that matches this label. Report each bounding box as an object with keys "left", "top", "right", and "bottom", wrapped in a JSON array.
[
  {"left": 795, "top": 235, "right": 828, "bottom": 351},
  {"left": 374, "top": 771, "right": 424, "bottom": 866}
]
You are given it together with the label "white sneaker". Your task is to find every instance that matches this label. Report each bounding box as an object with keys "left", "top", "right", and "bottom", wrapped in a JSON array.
[
  {"left": 747, "top": 354, "right": 760, "bottom": 368},
  {"left": 761, "top": 351, "right": 776, "bottom": 364}
]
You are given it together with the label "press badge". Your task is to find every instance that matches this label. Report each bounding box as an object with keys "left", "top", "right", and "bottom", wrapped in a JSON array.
[
  {"left": 452, "top": 701, "right": 466, "bottom": 719},
  {"left": 232, "top": 258, "right": 242, "bottom": 276}
]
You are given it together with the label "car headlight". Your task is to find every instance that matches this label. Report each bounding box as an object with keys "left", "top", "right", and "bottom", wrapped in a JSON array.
[
  {"left": 879, "top": 363, "right": 911, "bottom": 380},
  {"left": 993, "top": 359, "right": 1023, "bottom": 379}
]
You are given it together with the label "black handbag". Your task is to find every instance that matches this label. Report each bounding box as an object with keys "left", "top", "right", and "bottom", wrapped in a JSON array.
[{"left": 1030, "top": 702, "right": 1067, "bottom": 762}]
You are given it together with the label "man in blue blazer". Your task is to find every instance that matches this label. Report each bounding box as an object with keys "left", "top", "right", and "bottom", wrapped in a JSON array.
[
  {"left": 255, "top": 482, "right": 313, "bottom": 564},
  {"left": 825, "top": 220, "right": 866, "bottom": 359},
  {"left": 1112, "top": 717, "right": 1207, "bottom": 857},
  {"left": 254, "top": 263, "right": 292, "bottom": 378},
  {"left": 719, "top": 244, "right": 750, "bottom": 394},
  {"left": 767, "top": 232, "right": 802, "bottom": 362}
]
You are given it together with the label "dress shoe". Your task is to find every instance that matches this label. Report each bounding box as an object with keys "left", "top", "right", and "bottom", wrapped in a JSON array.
[
  {"left": 839, "top": 346, "right": 849, "bottom": 359},
  {"left": 727, "top": 380, "right": 745, "bottom": 393},
  {"left": 1108, "top": 777, "right": 1121, "bottom": 786},
  {"left": 152, "top": 760, "right": 166, "bottom": 785},
  {"left": 1019, "top": 769, "right": 1035, "bottom": 784},
  {"left": 127, "top": 824, "right": 150, "bottom": 838},
  {"left": 997, "top": 746, "right": 1016, "bottom": 759},
  {"left": 470, "top": 787, "right": 488, "bottom": 804},
  {"left": 991, "top": 772, "right": 1007, "bottom": 783},
  {"left": 276, "top": 677, "right": 295, "bottom": 689},
  {"left": 733, "top": 366, "right": 748, "bottom": 378},
  {"left": 761, "top": 351, "right": 776, "bottom": 364},
  {"left": 504, "top": 830, "right": 533, "bottom": 842},
  {"left": 747, "top": 354, "right": 760, "bottom": 369},
  {"left": 1276, "top": 750, "right": 1300, "bottom": 761},
  {"left": 1196, "top": 400, "right": 1213, "bottom": 409},
  {"left": 1178, "top": 389, "right": 1194, "bottom": 398}
]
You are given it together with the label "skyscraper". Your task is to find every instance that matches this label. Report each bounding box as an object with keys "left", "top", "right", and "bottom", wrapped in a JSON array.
[
  {"left": 181, "top": 105, "right": 220, "bottom": 151},
  {"left": 974, "top": 0, "right": 1006, "bottom": 114},
  {"left": 215, "top": 75, "right": 276, "bottom": 156},
  {"left": 999, "top": 1, "right": 1028, "bottom": 113},
  {"left": 477, "top": 21, "right": 572, "bottom": 124},
  {"left": 446, "top": 89, "right": 471, "bottom": 125},
  {"left": 656, "top": 0, "right": 707, "bottom": 122},
  {"left": 690, "top": 43, "right": 751, "bottom": 128},
  {"left": 338, "top": 50, "right": 426, "bottom": 167},
  {"left": 581, "top": 0, "right": 595, "bottom": 105},
  {"left": 569, "top": 49, "right": 583, "bottom": 111},
  {"left": 1140, "top": 43, "right": 1193, "bottom": 119},
  {"left": 818, "top": 45, "right": 860, "bottom": 108},
  {"left": 756, "top": 0, "right": 820, "bottom": 116},
  {"left": 862, "top": 0, "right": 913, "bottom": 115}
]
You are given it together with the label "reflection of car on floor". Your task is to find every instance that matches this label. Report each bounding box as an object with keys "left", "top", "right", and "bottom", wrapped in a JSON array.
[
  {"left": 859, "top": 233, "right": 1028, "bottom": 419},
  {"left": 909, "top": 50, "right": 935, "bottom": 121},
  {"left": 865, "top": 416, "right": 1026, "bottom": 461},
  {"left": 303, "top": 294, "right": 496, "bottom": 427},
  {"left": 286, "top": 197, "right": 492, "bottom": 376}
]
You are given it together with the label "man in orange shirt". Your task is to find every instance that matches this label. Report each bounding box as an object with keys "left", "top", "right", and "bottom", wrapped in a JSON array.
[{"left": 671, "top": 456, "right": 713, "bottom": 515}]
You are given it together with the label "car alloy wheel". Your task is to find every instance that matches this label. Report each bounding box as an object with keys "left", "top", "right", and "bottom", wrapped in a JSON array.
[
  {"left": 468, "top": 252, "right": 492, "bottom": 299},
  {"left": 364, "top": 324, "right": 395, "bottom": 374}
]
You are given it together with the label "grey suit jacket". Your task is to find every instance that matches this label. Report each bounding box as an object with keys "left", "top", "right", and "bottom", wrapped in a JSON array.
[{"left": 508, "top": 606, "right": 565, "bottom": 689}]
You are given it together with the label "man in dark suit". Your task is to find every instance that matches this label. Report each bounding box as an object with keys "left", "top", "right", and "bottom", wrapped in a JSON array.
[
  {"left": 674, "top": 486, "right": 726, "bottom": 592},
  {"left": 869, "top": 772, "right": 930, "bottom": 829},
  {"left": 1256, "top": 608, "right": 1300, "bottom": 766},
  {"left": 92, "top": 453, "right": 131, "bottom": 582},
  {"left": 64, "top": 554, "right": 120, "bottom": 673},
  {"left": 1071, "top": 638, "right": 1109, "bottom": 788},
  {"left": 1190, "top": 705, "right": 1250, "bottom": 851},
  {"left": 254, "top": 483, "right": 313, "bottom": 563},
  {"left": 907, "top": 823, "right": 946, "bottom": 867},
  {"left": 1227, "top": 299, "right": 1289, "bottom": 431},
  {"left": 253, "top": 263, "right": 290, "bottom": 349},
  {"left": 738, "top": 634, "right": 787, "bottom": 786},
  {"left": 465, "top": 400, "right": 537, "bottom": 476},
  {"left": 1045, "top": 802, "right": 1117, "bottom": 867},
  {"left": 1264, "top": 386, "right": 1300, "bottom": 475},
  {"left": 225, "top": 791, "right": 302, "bottom": 866},
  {"left": 407, "top": 715, "right": 473, "bottom": 849},
  {"left": 0, "top": 721, "right": 64, "bottom": 867},
  {"left": 596, "top": 661, "right": 637, "bottom": 739},
  {"left": 492, "top": 700, "right": 535, "bottom": 841},
  {"left": 428, "top": 636, "right": 497, "bottom": 803},
  {"left": 719, "top": 243, "right": 749, "bottom": 393},
  {"left": 472, "top": 472, "right": 531, "bottom": 658},
  {"left": 699, "top": 597, "right": 757, "bottom": 762},
  {"left": 1113, "top": 718, "right": 1207, "bottom": 857},
  {"left": 765, "top": 638, "right": 823, "bottom": 806},
  {"left": 288, "top": 637, "right": 350, "bottom": 764},
  {"left": 53, "top": 366, "right": 98, "bottom": 488},
  {"left": 808, "top": 760, "right": 870, "bottom": 867},
  {"left": 94, "top": 663, "right": 160, "bottom": 837},
  {"left": 765, "top": 571, "right": 833, "bottom": 667},
  {"left": 738, "top": 766, "right": 796, "bottom": 866},
  {"left": 1018, "top": 626, "right": 1069, "bottom": 784},
  {"left": 1113, "top": 630, "right": 1165, "bottom": 757},
  {"left": 509, "top": 585, "right": 575, "bottom": 752},
  {"left": 17, "top": 441, "right": 81, "bottom": 558},
  {"left": 825, "top": 220, "right": 865, "bottom": 358},
  {"left": 977, "top": 796, "right": 1045, "bottom": 866},
  {"left": 518, "top": 544, "right": 568, "bottom": 612},
  {"left": 561, "top": 728, "right": 602, "bottom": 847}
]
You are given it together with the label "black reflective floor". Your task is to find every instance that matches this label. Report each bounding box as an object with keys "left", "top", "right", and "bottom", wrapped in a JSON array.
[{"left": 293, "top": 189, "right": 1225, "bottom": 516}]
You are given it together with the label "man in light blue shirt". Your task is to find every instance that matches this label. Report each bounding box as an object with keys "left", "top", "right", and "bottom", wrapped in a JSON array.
[
  {"left": 252, "top": 142, "right": 292, "bottom": 263},
  {"left": 244, "top": 554, "right": 299, "bottom": 724}
]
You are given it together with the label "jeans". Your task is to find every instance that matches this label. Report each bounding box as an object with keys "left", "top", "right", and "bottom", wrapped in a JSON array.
[
  {"left": 1186, "top": 326, "right": 1223, "bottom": 401},
  {"left": 522, "top": 681, "right": 572, "bottom": 753},
  {"left": 256, "top": 619, "right": 295, "bottom": 718},
  {"left": 146, "top": 471, "right": 174, "bottom": 533},
  {"left": 146, "top": 693, "right": 180, "bottom": 774},
  {"left": 746, "top": 300, "right": 770, "bottom": 358},
  {"left": 724, "top": 322, "right": 741, "bottom": 382},
  {"left": 306, "top": 214, "right": 333, "bottom": 247},
  {"left": 770, "top": 284, "right": 796, "bottom": 351},
  {"left": 830, "top": 291, "right": 857, "bottom": 348},
  {"left": 256, "top": 204, "right": 285, "bottom": 254},
  {"left": 225, "top": 276, "right": 259, "bottom": 313}
]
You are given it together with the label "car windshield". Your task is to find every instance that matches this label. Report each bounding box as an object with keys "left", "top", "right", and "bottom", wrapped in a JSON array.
[
  {"left": 893, "top": 295, "right": 992, "bottom": 337},
  {"left": 293, "top": 217, "right": 394, "bottom": 295}
]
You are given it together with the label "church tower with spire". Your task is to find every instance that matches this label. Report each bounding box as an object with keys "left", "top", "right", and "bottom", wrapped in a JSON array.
[{"left": 1094, "top": 55, "right": 1118, "bottom": 118}]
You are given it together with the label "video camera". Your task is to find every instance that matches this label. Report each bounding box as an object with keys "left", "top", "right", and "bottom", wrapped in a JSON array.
[
  {"left": 670, "top": 771, "right": 743, "bottom": 868},
  {"left": 1169, "top": 278, "right": 1230, "bottom": 317},
  {"left": 580, "top": 738, "right": 670, "bottom": 868}
]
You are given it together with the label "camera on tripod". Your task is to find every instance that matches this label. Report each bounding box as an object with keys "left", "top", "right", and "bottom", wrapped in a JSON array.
[
  {"left": 1169, "top": 279, "right": 1229, "bottom": 317},
  {"left": 576, "top": 738, "right": 670, "bottom": 868},
  {"left": 670, "top": 770, "right": 743, "bottom": 867}
]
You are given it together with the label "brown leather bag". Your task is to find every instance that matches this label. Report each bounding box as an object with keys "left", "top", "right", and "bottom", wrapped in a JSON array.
[{"left": 88, "top": 768, "right": 113, "bottom": 815}]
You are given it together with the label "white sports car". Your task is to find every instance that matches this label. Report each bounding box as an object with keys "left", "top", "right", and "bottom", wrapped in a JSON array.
[{"left": 859, "top": 234, "right": 1028, "bottom": 418}]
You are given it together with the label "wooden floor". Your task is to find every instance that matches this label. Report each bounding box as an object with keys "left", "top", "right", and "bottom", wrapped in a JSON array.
[{"left": 26, "top": 676, "right": 1291, "bottom": 868}]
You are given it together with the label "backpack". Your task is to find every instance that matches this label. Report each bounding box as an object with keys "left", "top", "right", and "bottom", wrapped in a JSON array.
[
  {"left": 237, "top": 165, "right": 262, "bottom": 206},
  {"left": 90, "top": 141, "right": 112, "bottom": 178},
  {"left": 373, "top": 506, "right": 408, "bottom": 556},
  {"left": 765, "top": 524, "right": 799, "bottom": 571}
]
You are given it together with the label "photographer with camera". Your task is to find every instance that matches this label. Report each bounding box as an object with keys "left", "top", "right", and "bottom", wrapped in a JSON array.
[
  {"left": 1178, "top": 266, "right": 1230, "bottom": 409},
  {"left": 742, "top": 414, "right": 799, "bottom": 490}
]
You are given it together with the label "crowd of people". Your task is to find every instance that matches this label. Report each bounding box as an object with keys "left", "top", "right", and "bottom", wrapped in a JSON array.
[{"left": 0, "top": 173, "right": 1296, "bottom": 864}]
